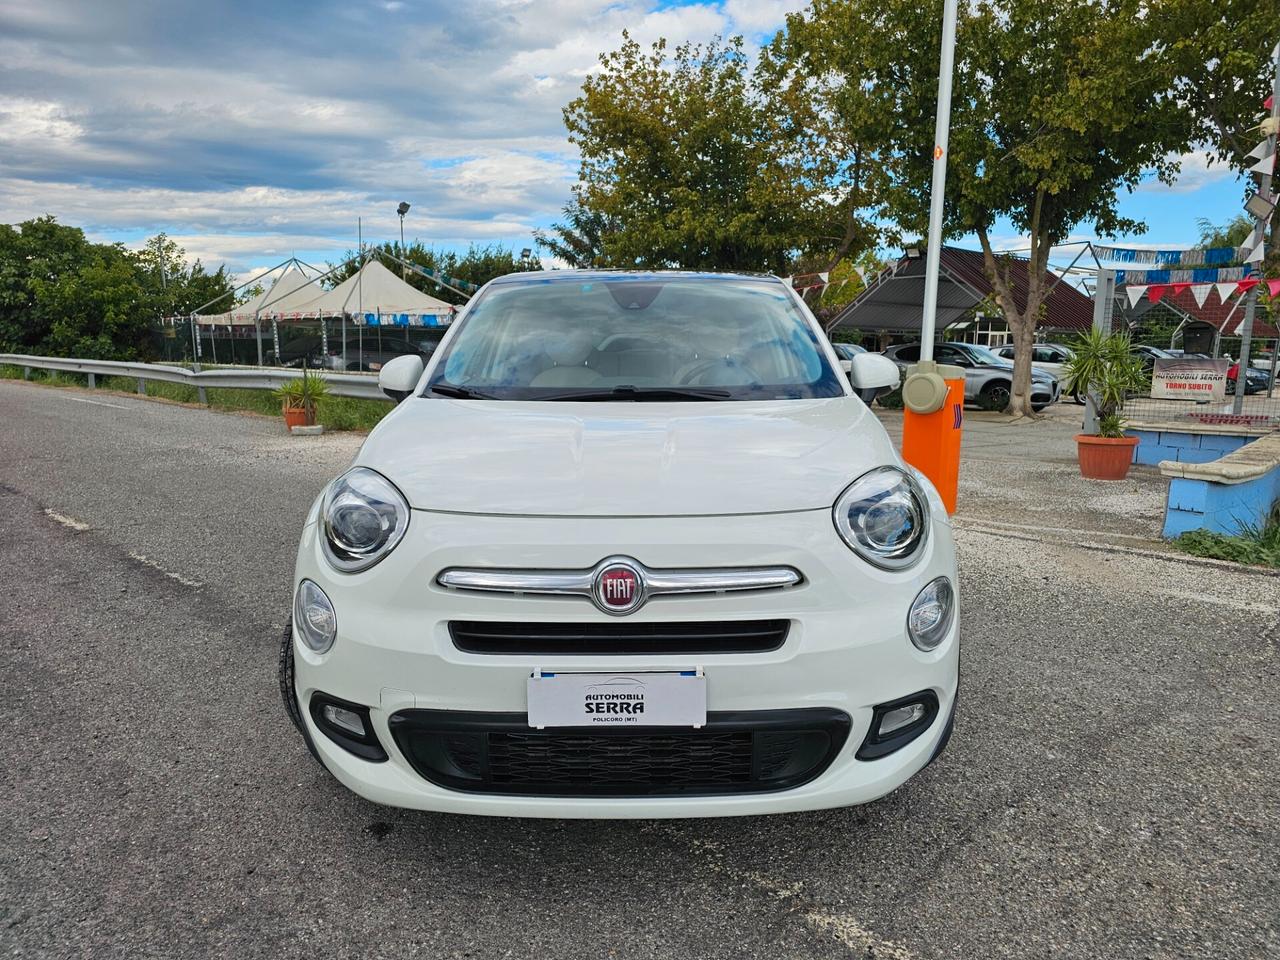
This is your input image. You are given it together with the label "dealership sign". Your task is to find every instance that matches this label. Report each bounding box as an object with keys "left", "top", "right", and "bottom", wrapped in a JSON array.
[{"left": 1151, "top": 358, "right": 1229, "bottom": 401}]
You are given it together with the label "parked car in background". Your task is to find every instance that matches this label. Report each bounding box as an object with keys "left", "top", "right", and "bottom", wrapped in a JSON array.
[
  {"left": 882, "top": 341, "right": 1060, "bottom": 411},
  {"left": 270, "top": 332, "right": 440, "bottom": 371},
  {"left": 1226, "top": 362, "right": 1271, "bottom": 396},
  {"left": 1130, "top": 344, "right": 1174, "bottom": 372},
  {"left": 282, "top": 270, "right": 957, "bottom": 818},
  {"left": 992, "top": 342, "right": 1081, "bottom": 403},
  {"left": 831, "top": 342, "right": 867, "bottom": 376}
]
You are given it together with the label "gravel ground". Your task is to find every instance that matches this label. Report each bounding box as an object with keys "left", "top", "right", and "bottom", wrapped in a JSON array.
[{"left": 2, "top": 379, "right": 1278, "bottom": 960}]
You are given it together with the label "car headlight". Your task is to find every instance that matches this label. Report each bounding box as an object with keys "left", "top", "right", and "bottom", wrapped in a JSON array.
[
  {"left": 321, "top": 467, "right": 410, "bottom": 573},
  {"left": 294, "top": 579, "right": 337, "bottom": 653},
  {"left": 833, "top": 466, "right": 929, "bottom": 569},
  {"left": 907, "top": 576, "right": 955, "bottom": 651}
]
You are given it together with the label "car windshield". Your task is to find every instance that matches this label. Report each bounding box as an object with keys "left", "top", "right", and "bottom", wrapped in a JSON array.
[
  {"left": 425, "top": 275, "right": 844, "bottom": 401},
  {"left": 962, "top": 344, "right": 1005, "bottom": 364}
]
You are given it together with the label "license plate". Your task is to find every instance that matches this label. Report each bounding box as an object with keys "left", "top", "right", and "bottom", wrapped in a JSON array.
[{"left": 526, "top": 671, "right": 706, "bottom": 728}]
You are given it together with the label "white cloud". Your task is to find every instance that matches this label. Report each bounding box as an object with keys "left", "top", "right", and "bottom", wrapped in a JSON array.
[
  {"left": 1140, "top": 152, "right": 1238, "bottom": 194},
  {"left": 0, "top": 97, "right": 84, "bottom": 142},
  {"left": 722, "top": 0, "right": 807, "bottom": 34}
]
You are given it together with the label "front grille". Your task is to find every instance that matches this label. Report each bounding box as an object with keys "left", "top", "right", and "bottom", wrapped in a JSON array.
[
  {"left": 449, "top": 619, "right": 790, "bottom": 655},
  {"left": 388, "top": 708, "right": 850, "bottom": 797}
]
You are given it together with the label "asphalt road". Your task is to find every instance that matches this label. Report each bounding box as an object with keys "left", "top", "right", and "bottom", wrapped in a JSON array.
[{"left": 2, "top": 379, "right": 1278, "bottom": 960}]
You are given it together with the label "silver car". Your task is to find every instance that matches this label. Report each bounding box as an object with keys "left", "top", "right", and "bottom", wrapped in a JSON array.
[{"left": 882, "top": 342, "right": 1060, "bottom": 411}]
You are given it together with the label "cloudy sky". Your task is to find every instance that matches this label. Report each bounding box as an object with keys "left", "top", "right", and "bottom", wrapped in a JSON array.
[{"left": 0, "top": 0, "right": 1249, "bottom": 279}]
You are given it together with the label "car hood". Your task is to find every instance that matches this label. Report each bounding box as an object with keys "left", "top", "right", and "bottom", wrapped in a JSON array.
[
  {"left": 985, "top": 361, "right": 1055, "bottom": 381},
  {"left": 357, "top": 397, "right": 900, "bottom": 516}
]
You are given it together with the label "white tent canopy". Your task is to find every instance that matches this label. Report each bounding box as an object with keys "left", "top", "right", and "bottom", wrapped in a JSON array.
[
  {"left": 196, "top": 267, "right": 323, "bottom": 326},
  {"left": 293, "top": 259, "right": 455, "bottom": 325}
]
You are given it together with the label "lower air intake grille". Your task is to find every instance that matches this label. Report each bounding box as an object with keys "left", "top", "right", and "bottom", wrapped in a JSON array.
[
  {"left": 388, "top": 709, "right": 850, "bottom": 797},
  {"left": 449, "top": 619, "right": 790, "bottom": 655}
]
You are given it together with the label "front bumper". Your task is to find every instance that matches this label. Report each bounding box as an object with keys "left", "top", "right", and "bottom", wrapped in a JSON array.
[{"left": 290, "top": 508, "right": 959, "bottom": 818}]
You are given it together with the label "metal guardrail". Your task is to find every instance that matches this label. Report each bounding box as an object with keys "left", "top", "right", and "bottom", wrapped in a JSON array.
[{"left": 0, "top": 354, "right": 388, "bottom": 401}]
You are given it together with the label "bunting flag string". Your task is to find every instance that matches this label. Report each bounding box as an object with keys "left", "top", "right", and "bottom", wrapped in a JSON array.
[
  {"left": 1116, "top": 276, "right": 1275, "bottom": 308},
  {"left": 1092, "top": 243, "right": 1245, "bottom": 267},
  {"left": 1247, "top": 152, "right": 1276, "bottom": 175},
  {"left": 1115, "top": 264, "right": 1252, "bottom": 285}
]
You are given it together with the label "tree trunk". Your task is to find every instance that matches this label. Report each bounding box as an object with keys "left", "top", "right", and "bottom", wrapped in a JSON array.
[
  {"left": 1006, "top": 310, "right": 1039, "bottom": 417},
  {"left": 977, "top": 206, "right": 1050, "bottom": 419}
]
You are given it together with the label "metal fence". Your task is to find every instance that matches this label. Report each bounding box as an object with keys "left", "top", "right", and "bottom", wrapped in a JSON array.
[
  {"left": 0, "top": 354, "right": 388, "bottom": 402},
  {"left": 1125, "top": 377, "right": 1280, "bottom": 432}
]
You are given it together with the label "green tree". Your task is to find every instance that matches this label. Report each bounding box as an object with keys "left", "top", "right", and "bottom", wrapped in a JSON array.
[
  {"left": 1166, "top": 6, "right": 1278, "bottom": 269},
  {"left": 534, "top": 194, "right": 618, "bottom": 267},
  {"left": 565, "top": 34, "right": 855, "bottom": 273},
  {"left": 327, "top": 242, "right": 540, "bottom": 305},
  {"left": 0, "top": 216, "right": 94, "bottom": 352},
  {"left": 0, "top": 220, "right": 233, "bottom": 360},
  {"left": 133, "top": 232, "right": 235, "bottom": 318},
  {"left": 1196, "top": 214, "right": 1254, "bottom": 249},
  {"left": 769, "top": 0, "right": 1198, "bottom": 417}
]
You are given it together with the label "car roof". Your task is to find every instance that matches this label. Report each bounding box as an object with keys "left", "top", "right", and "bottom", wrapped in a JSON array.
[{"left": 486, "top": 269, "right": 781, "bottom": 287}]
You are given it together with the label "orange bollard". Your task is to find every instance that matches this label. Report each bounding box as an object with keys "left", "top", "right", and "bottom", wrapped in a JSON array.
[{"left": 901, "top": 374, "right": 964, "bottom": 514}]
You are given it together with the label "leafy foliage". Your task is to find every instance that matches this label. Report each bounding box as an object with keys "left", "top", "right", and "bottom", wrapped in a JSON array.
[
  {"left": 0, "top": 218, "right": 233, "bottom": 360},
  {"left": 1162, "top": 0, "right": 1277, "bottom": 176},
  {"left": 326, "top": 242, "right": 540, "bottom": 305},
  {"left": 1174, "top": 507, "right": 1280, "bottom": 568},
  {"left": 767, "top": 0, "right": 1200, "bottom": 416},
  {"left": 534, "top": 195, "right": 618, "bottom": 268},
  {"left": 1197, "top": 214, "right": 1255, "bottom": 250},
  {"left": 564, "top": 34, "right": 858, "bottom": 273},
  {"left": 274, "top": 370, "right": 329, "bottom": 406},
  {"left": 1063, "top": 329, "right": 1148, "bottom": 436}
]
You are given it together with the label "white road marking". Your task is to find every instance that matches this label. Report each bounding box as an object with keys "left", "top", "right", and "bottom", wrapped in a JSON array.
[
  {"left": 649, "top": 828, "right": 915, "bottom": 959},
  {"left": 57, "top": 394, "right": 130, "bottom": 409},
  {"left": 44, "top": 509, "right": 90, "bottom": 531},
  {"left": 127, "top": 552, "right": 203, "bottom": 588}
]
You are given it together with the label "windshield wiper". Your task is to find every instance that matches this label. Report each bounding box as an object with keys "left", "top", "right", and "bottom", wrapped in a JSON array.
[
  {"left": 539, "top": 386, "right": 733, "bottom": 402},
  {"left": 428, "top": 383, "right": 498, "bottom": 400}
]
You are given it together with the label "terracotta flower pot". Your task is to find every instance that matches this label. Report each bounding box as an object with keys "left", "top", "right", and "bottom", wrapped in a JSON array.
[
  {"left": 1075, "top": 434, "right": 1139, "bottom": 481},
  {"left": 282, "top": 403, "right": 312, "bottom": 430}
]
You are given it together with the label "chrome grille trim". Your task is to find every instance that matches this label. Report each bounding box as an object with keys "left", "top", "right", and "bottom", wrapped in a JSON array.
[{"left": 437, "top": 559, "right": 802, "bottom": 604}]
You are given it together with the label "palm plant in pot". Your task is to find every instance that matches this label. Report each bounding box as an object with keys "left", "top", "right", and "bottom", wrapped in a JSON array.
[
  {"left": 274, "top": 363, "right": 329, "bottom": 430},
  {"left": 1063, "top": 329, "right": 1148, "bottom": 480}
]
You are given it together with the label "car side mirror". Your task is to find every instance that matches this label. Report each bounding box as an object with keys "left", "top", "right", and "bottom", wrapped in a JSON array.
[
  {"left": 378, "top": 354, "right": 425, "bottom": 403},
  {"left": 848, "top": 353, "right": 901, "bottom": 394}
]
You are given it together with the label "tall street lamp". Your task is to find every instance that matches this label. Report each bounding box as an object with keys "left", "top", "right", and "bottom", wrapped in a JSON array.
[{"left": 397, "top": 201, "right": 411, "bottom": 279}]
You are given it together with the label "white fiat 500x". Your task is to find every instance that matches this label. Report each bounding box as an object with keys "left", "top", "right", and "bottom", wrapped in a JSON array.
[{"left": 282, "top": 271, "right": 959, "bottom": 818}]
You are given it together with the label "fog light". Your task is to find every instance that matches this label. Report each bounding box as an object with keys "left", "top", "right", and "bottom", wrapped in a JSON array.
[
  {"left": 309, "top": 693, "right": 387, "bottom": 762},
  {"left": 322, "top": 703, "right": 366, "bottom": 737},
  {"left": 907, "top": 576, "right": 954, "bottom": 651},
  {"left": 293, "top": 579, "right": 337, "bottom": 653},
  {"left": 857, "top": 691, "right": 939, "bottom": 760},
  {"left": 878, "top": 702, "right": 927, "bottom": 736}
]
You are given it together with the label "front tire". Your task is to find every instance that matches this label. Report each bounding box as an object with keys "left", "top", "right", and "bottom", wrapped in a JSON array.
[
  {"left": 279, "top": 617, "right": 324, "bottom": 766},
  {"left": 980, "top": 381, "right": 1011, "bottom": 411}
]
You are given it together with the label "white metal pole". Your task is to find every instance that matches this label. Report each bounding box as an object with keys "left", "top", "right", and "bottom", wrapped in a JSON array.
[{"left": 918, "top": 0, "right": 960, "bottom": 362}]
